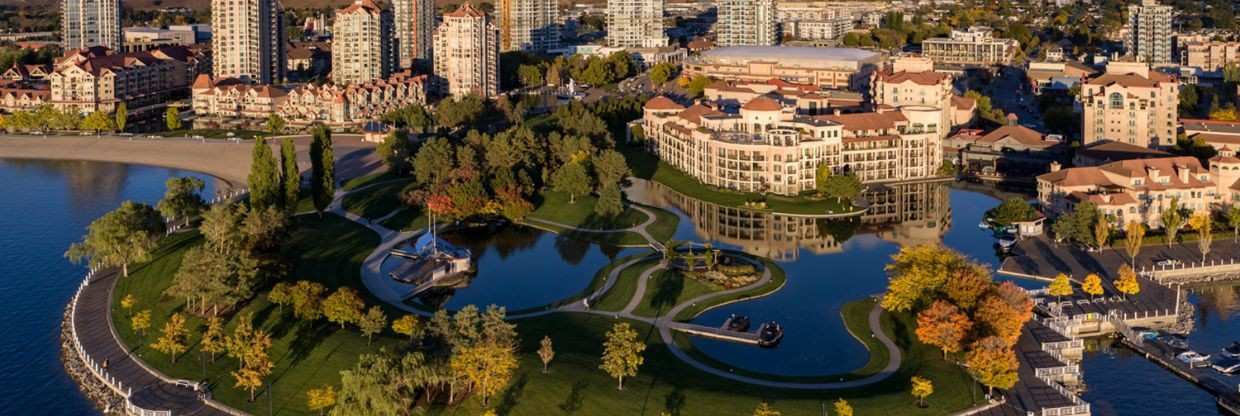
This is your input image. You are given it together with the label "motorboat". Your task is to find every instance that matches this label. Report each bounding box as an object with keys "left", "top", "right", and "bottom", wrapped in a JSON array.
[
  {"left": 1212, "top": 357, "right": 1240, "bottom": 375},
  {"left": 757, "top": 321, "right": 783, "bottom": 348},
  {"left": 1221, "top": 342, "right": 1240, "bottom": 359},
  {"left": 1177, "top": 351, "right": 1212, "bottom": 368},
  {"left": 978, "top": 220, "right": 990, "bottom": 229},
  {"left": 1159, "top": 334, "right": 1190, "bottom": 351},
  {"left": 722, "top": 314, "right": 751, "bottom": 332}
]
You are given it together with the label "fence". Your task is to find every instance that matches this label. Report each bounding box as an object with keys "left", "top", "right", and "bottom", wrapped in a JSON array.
[{"left": 1142, "top": 257, "right": 1240, "bottom": 284}]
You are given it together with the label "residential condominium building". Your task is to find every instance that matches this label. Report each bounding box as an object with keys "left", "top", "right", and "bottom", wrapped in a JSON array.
[
  {"left": 871, "top": 56, "right": 955, "bottom": 132},
  {"left": 497, "top": 0, "right": 559, "bottom": 52},
  {"left": 782, "top": 18, "right": 853, "bottom": 43},
  {"left": 191, "top": 71, "right": 427, "bottom": 127},
  {"left": 639, "top": 93, "right": 944, "bottom": 195},
  {"left": 1126, "top": 0, "right": 1173, "bottom": 65},
  {"left": 211, "top": 0, "right": 286, "bottom": 84},
  {"left": 393, "top": 0, "right": 435, "bottom": 67},
  {"left": 1036, "top": 155, "right": 1240, "bottom": 228},
  {"left": 921, "top": 26, "right": 1018, "bottom": 66},
  {"left": 48, "top": 47, "right": 197, "bottom": 114},
  {"left": 682, "top": 46, "right": 882, "bottom": 90},
  {"left": 332, "top": 0, "right": 395, "bottom": 85},
  {"left": 606, "top": 0, "right": 667, "bottom": 48},
  {"left": 1078, "top": 61, "right": 1178, "bottom": 148},
  {"left": 62, "top": 0, "right": 122, "bottom": 51},
  {"left": 715, "top": 0, "right": 778, "bottom": 47},
  {"left": 1180, "top": 41, "right": 1240, "bottom": 72},
  {"left": 432, "top": 3, "right": 500, "bottom": 98}
]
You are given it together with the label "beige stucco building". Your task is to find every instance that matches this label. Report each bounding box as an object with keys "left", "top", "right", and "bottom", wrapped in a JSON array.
[
  {"left": 716, "top": 0, "right": 778, "bottom": 47},
  {"left": 211, "top": 0, "right": 286, "bottom": 84},
  {"left": 1180, "top": 41, "right": 1240, "bottom": 72},
  {"left": 61, "top": 0, "right": 121, "bottom": 51},
  {"left": 332, "top": 0, "right": 395, "bottom": 85},
  {"left": 497, "top": 0, "right": 559, "bottom": 51},
  {"left": 871, "top": 56, "right": 956, "bottom": 131},
  {"left": 682, "top": 46, "right": 882, "bottom": 90},
  {"left": 921, "top": 27, "right": 1018, "bottom": 66},
  {"left": 432, "top": 3, "right": 500, "bottom": 98},
  {"left": 191, "top": 71, "right": 427, "bottom": 128},
  {"left": 1037, "top": 155, "right": 1240, "bottom": 228},
  {"left": 607, "top": 0, "right": 667, "bottom": 48},
  {"left": 1078, "top": 61, "right": 1178, "bottom": 148},
  {"left": 48, "top": 47, "right": 196, "bottom": 114}
]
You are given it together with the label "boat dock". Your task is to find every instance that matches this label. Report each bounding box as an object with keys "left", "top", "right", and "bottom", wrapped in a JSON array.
[
  {"left": 666, "top": 322, "right": 763, "bottom": 346},
  {"left": 1113, "top": 332, "right": 1240, "bottom": 415}
]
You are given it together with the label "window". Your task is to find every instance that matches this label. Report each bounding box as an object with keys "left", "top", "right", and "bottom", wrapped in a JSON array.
[{"left": 1109, "top": 92, "right": 1123, "bottom": 109}]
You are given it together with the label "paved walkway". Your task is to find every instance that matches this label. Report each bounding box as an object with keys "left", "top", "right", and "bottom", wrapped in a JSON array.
[{"left": 72, "top": 268, "right": 226, "bottom": 415}]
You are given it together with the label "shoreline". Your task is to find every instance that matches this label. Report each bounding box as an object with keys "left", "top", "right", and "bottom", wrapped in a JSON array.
[{"left": 58, "top": 300, "right": 125, "bottom": 415}]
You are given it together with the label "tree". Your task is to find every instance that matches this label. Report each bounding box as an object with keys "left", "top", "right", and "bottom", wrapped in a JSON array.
[
  {"left": 1115, "top": 264, "right": 1141, "bottom": 298},
  {"left": 281, "top": 137, "right": 300, "bottom": 209},
  {"left": 943, "top": 266, "right": 992, "bottom": 310},
  {"left": 1189, "top": 211, "right": 1213, "bottom": 262},
  {"left": 975, "top": 295, "right": 1024, "bottom": 345},
  {"left": 1162, "top": 197, "right": 1185, "bottom": 246},
  {"left": 333, "top": 353, "right": 402, "bottom": 415},
  {"left": 65, "top": 201, "right": 165, "bottom": 277},
  {"left": 377, "top": 131, "right": 413, "bottom": 175},
  {"left": 833, "top": 399, "right": 854, "bottom": 416},
  {"left": 449, "top": 340, "right": 518, "bottom": 406},
  {"left": 882, "top": 245, "right": 977, "bottom": 312},
  {"left": 1230, "top": 206, "right": 1240, "bottom": 242},
  {"left": 517, "top": 63, "right": 544, "bottom": 88},
  {"left": 435, "top": 94, "right": 486, "bottom": 130},
  {"left": 753, "top": 401, "right": 781, "bottom": 416},
  {"left": 1093, "top": 216, "right": 1111, "bottom": 250},
  {"left": 323, "top": 287, "right": 365, "bottom": 329},
  {"left": 306, "top": 385, "right": 337, "bottom": 415},
  {"left": 986, "top": 198, "right": 1037, "bottom": 226},
  {"left": 592, "top": 149, "right": 630, "bottom": 188},
  {"left": 290, "top": 280, "right": 327, "bottom": 321},
  {"left": 80, "top": 110, "right": 114, "bottom": 133},
  {"left": 965, "top": 336, "right": 1019, "bottom": 396},
  {"left": 911, "top": 375, "right": 934, "bottom": 407},
  {"left": 231, "top": 328, "right": 273, "bottom": 401},
  {"left": 391, "top": 315, "right": 423, "bottom": 342},
  {"left": 269, "top": 282, "right": 293, "bottom": 313},
  {"left": 595, "top": 184, "right": 624, "bottom": 217},
  {"left": 686, "top": 75, "right": 711, "bottom": 98},
  {"left": 151, "top": 313, "right": 189, "bottom": 363},
  {"left": 248, "top": 137, "right": 281, "bottom": 209},
  {"left": 1211, "top": 105, "right": 1240, "bottom": 121},
  {"left": 132, "top": 309, "right": 152, "bottom": 337},
  {"left": 115, "top": 103, "right": 127, "bottom": 132},
  {"left": 310, "top": 125, "right": 335, "bottom": 214},
  {"left": 815, "top": 163, "right": 832, "bottom": 195},
  {"left": 156, "top": 177, "right": 206, "bottom": 223},
  {"left": 915, "top": 300, "right": 972, "bottom": 358},
  {"left": 233, "top": 367, "right": 265, "bottom": 402},
  {"left": 823, "top": 173, "right": 863, "bottom": 202},
  {"left": 120, "top": 294, "right": 137, "bottom": 316},
  {"left": 1125, "top": 221, "right": 1145, "bottom": 265},
  {"left": 600, "top": 322, "right": 645, "bottom": 390},
  {"left": 1081, "top": 273, "right": 1105, "bottom": 299},
  {"left": 413, "top": 137, "right": 454, "bottom": 187},
  {"left": 538, "top": 335, "right": 555, "bottom": 374},
  {"left": 267, "top": 113, "right": 286, "bottom": 135},
  {"left": 165, "top": 106, "right": 181, "bottom": 131},
  {"left": 358, "top": 306, "right": 387, "bottom": 345},
  {"left": 552, "top": 162, "right": 591, "bottom": 203},
  {"left": 649, "top": 63, "right": 675, "bottom": 88},
  {"left": 1047, "top": 273, "right": 1073, "bottom": 300},
  {"left": 201, "top": 316, "right": 226, "bottom": 363}
]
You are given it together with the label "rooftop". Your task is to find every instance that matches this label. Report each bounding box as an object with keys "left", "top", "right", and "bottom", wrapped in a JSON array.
[{"left": 698, "top": 46, "right": 881, "bottom": 64}]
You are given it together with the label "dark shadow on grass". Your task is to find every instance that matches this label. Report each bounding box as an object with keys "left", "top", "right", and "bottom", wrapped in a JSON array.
[
  {"left": 287, "top": 321, "right": 334, "bottom": 366},
  {"left": 559, "top": 380, "right": 588, "bottom": 414},
  {"left": 664, "top": 386, "right": 686, "bottom": 416},
  {"left": 495, "top": 372, "right": 528, "bottom": 416},
  {"left": 649, "top": 270, "right": 683, "bottom": 315}
]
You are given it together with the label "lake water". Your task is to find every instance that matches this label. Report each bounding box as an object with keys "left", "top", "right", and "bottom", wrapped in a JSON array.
[{"left": 0, "top": 159, "right": 217, "bottom": 414}]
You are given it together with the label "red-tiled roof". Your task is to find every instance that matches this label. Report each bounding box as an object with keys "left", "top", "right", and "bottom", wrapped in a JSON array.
[
  {"left": 445, "top": 2, "right": 485, "bottom": 18},
  {"left": 741, "top": 96, "right": 782, "bottom": 112},
  {"left": 645, "top": 96, "right": 684, "bottom": 111},
  {"left": 816, "top": 111, "right": 907, "bottom": 132},
  {"left": 876, "top": 69, "right": 950, "bottom": 86},
  {"left": 978, "top": 125, "right": 1048, "bottom": 147},
  {"left": 339, "top": 0, "right": 382, "bottom": 13}
]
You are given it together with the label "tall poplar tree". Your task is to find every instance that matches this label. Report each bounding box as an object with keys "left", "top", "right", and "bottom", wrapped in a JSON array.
[
  {"left": 310, "top": 125, "right": 335, "bottom": 214},
  {"left": 248, "top": 137, "right": 280, "bottom": 209},
  {"left": 280, "top": 137, "right": 300, "bottom": 209}
]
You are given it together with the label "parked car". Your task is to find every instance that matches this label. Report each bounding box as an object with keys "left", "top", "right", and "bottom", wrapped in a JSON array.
[{"left": 1177, "top": 351, "right": 1212, "bottom": 368}]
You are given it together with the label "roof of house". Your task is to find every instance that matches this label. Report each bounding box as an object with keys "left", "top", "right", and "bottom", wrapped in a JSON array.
[
  {"left": 741, "top": 95, "right": 782, "bottom": 112},
  {"left": 1085, "top": 71, "right": 1173, "bottom": 88},
  {"left": 444, "top": 2, "right": 486, "bottom": 18},
  {"left": 952, "top": 95, "right": 976, "bottom": 110},
  {"left": 1041, "top": 156, "right": 1212, "bottom": 189},
  {"left": 1193, "top": 132, "right": 1240, "bottom": 146},
  {"left": 977, "top": 125, "right": 1050, "bottom": 147},
  {"left": 678, "top": 104, "right": 723, "bottom": 124},
  {"left": 339, "top": 0, "right": 382, "bottom": 14},
  {"left": 876, "top": 69, "right": 950, "bottom": 86},
  {"left": 816, "top": 111, "right": 907, "bottom": 131},
  {"left": 1076, "top": 140, "right": 1170, "bottom": 163},
  {"left": 645, "top": 96, "right": 684, "bottom": 111}
]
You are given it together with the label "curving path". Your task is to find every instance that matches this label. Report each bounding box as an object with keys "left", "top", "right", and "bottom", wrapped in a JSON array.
[{"left": 336, "top": 180, "right": 904, "bottom": 390}]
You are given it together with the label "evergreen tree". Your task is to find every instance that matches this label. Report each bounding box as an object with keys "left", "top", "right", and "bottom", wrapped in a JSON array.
[
  {"left": 248, "top": 137, "right": 280, "bottom": 210},
  {"left": 310, "top": 125, "right": 335, "bottom": 214},
  {"left": 281, "top": 137, "right": 300, "bottom": 209}
]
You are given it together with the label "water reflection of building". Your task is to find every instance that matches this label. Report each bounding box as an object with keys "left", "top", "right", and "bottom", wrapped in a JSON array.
[{"left": 630, "top": 179, "right": 950, "bottom": 261}]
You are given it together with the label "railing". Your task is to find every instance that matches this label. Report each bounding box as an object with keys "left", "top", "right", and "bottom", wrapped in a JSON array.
[
  {"left": 1040, "top": 339, "right": 1084, "bottom": 353},
  {"left": 1142, "top": 257, "right": 1240, "bottom": 284},
  {"left": 1034, "top": 363, "right": 1080, "bottom": 378}
]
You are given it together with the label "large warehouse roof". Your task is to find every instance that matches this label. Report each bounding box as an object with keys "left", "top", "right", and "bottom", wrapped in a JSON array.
[{"left": 699, "top": 46, "right": 882, "bottom": 64}]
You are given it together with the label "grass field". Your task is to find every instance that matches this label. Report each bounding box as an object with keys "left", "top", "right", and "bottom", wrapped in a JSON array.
[
  {"left": 526, "top": 191, "right": 680, "bottom": 247},
  {"left": 672, "top": 259, "right": 788, "bottom": 322},
  {"left": 621, "top": 144, "right": 855, "bottom": 216},
  {"left": 632, "top": 268, "right": 717, "bottom": 318},
  {"left": 592, "top": 258, "right": 661, "bottom": 312},
  {"left": 340, "top": 178, "right": 414, "bottom": 220}
]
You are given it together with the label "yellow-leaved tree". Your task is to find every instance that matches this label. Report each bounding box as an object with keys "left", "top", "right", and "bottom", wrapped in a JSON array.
[
  {"left": 120, "top": 293, "right": 136, "bottom": 316},
  {"left": 391, "top": 314, "right": 423, "bottom": 342},
  {"left": 1082, "top": 273, "right": 1105, "bottom": 299},
  {"left": 1115, "top": 264, "right": 1141, "bottom": 299},
  {"left": 538, "top": 335, "right": 556, "bottom": 374},
  {"left": 151, "top": 312, "right": 189, "bottom": 363},
  {"left": 753, "top": 401, "right": 781, "bottom": 416},
  {"left": 966, "top": 336, "right": 1020, "bottom": 396},
  {"left": 449, "top": 341, "right": 518, "bottom": 406},
  {"left": 1125, "top": 221, "right": 1145, "bottom": 266},
  {"left": 306, "top": 385, "right": 336, "bottom": 415},
  {"left": 131, "top": 309, "right": 152, "bottom": 338},
  {"left": 833, "top": 399, "right": 854, "bottom": 416},
  {"left": 600, "top": 322, "right": 646, "bottom": 390},
  {"left": 1047, "top": 273, "right": 1074, "bottom": 300},
  {"left": 1189, "top": 211, "right": 1213, "bottom": 262},
  {"left": 200, "top": 315, "right": 226, "bottom": 363},
  {"left": 911, "top": 375, "right": 934, "bottom": 407}
]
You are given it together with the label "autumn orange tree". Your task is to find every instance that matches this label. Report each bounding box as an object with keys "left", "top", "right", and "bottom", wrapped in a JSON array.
[
  {"left": 965, "top": 336, "right": 1019, "bottom": 396},
  {"left": 943, "top": 267, "right": 992, "bottom": 310},
  {"left": 975, "top": 295, "right": 1024, "bottom": 346},
  {"left": 915, "top": 300, "right": 973, "bottom": 358},
  {"left": 882, "top": 245, "right": 980, "bottom": 312},
  {"left": 1082, "top": 273, "right": 1104, "bottom": 299},
  {"left": 993, "top": 281, "right": 1033, "bottom": 325},
  {"left": 1115, "top": 264, "right": 1141, "bottom": 298}
]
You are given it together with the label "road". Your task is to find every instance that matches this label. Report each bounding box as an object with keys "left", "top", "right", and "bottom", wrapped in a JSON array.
[{"left": 983, "top": 66, "right": 1045, "bottom": 130}]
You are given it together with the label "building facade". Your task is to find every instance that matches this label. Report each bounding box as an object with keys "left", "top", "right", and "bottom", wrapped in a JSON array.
[
  {"left": 607, "top": 0, "right": 667, "bottom": 48},
  {"left": 432, "top": 3, "right": 500, "bottom": 98},
  {"left": 640, "top": 92, "right": 944, "bottom": 195},
  {"left": 48, "top": 47, "right": 196, "bottom": 114},
  {"left": 782, "top": 18, "right": 853, "bottom": 43},
  {"left": 1078, "top": 61, "right": 1178, "bottom": 148},
  {"left": 1180, "top": 41, "right": 1240, "bottom": 72},
  {"left": 682, "top": 46, "right": 881, "bottom": 90},
  {"left": 871, "top": 56, "right": 954, "bottom": 131},
  {"left": 332, "top": 0, "right": 395, "bottom": 85},
  {"left": 497, "top": 0, "right": 559, "bottom": 52},
  {"left": 192, "top": 71, "right": 427, "bottom": 127},
  {"left": 716, "top": 0, "right": 778, "bottom": 47},
  {"left": 61, "top": 0, "right": 122, "bottom": 51},
  {"left": 211, "top": 0, "right": 286, "bottom": 84},
  {"left": 1126, "top": 0, "right": 1173, "bottom": 65},
  {"left": 921, "top": 26, "right": 1018, "bottom": 66},
  {"left": 393, "top": 0, "right": 436, "bottom": 67}
]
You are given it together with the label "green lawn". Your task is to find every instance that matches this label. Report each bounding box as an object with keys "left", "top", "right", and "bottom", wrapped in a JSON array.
[
  {"left": 341, "top": 178, "right": 414, "bottom": 220},
  {"left": 157, "top": 128, "right": 267, "bottom": 140},
  {"left": 672, "top": 259, "right": 788, "bottom": 322},
  {"left": 593, "top": 258, "right": 662, "bottom": 312},
  {"left": 379, "top": 208, "right": 429, "bottom": 232},
  {"left": 342, "top": 170, "right": 402, "bottom": 191},
  {"left": 621, "top": 144, "right": 856, "bottom": 216},
  {"left": 632, "top": 269, "right": 718, "bottom": 318},
  {"left": 644, "top": 206, "right": 681, "bottom": 243},
  {"left": 112, "top": 214, "right": 391, "bottom": 415},
  {"left": 529, "top": 191, "right": 649, "bottom": 230}
]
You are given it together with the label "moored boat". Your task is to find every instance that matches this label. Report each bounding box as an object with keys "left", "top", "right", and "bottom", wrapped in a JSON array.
[
  {"left": 757, "top": 321, "right": 783, "bottom": 348},
  {"left": 722, "top": 314, "right": 751, "bottom": 332},
  {"left": 1221, "top": 341, "right": 1240, "bottom": 359}
]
